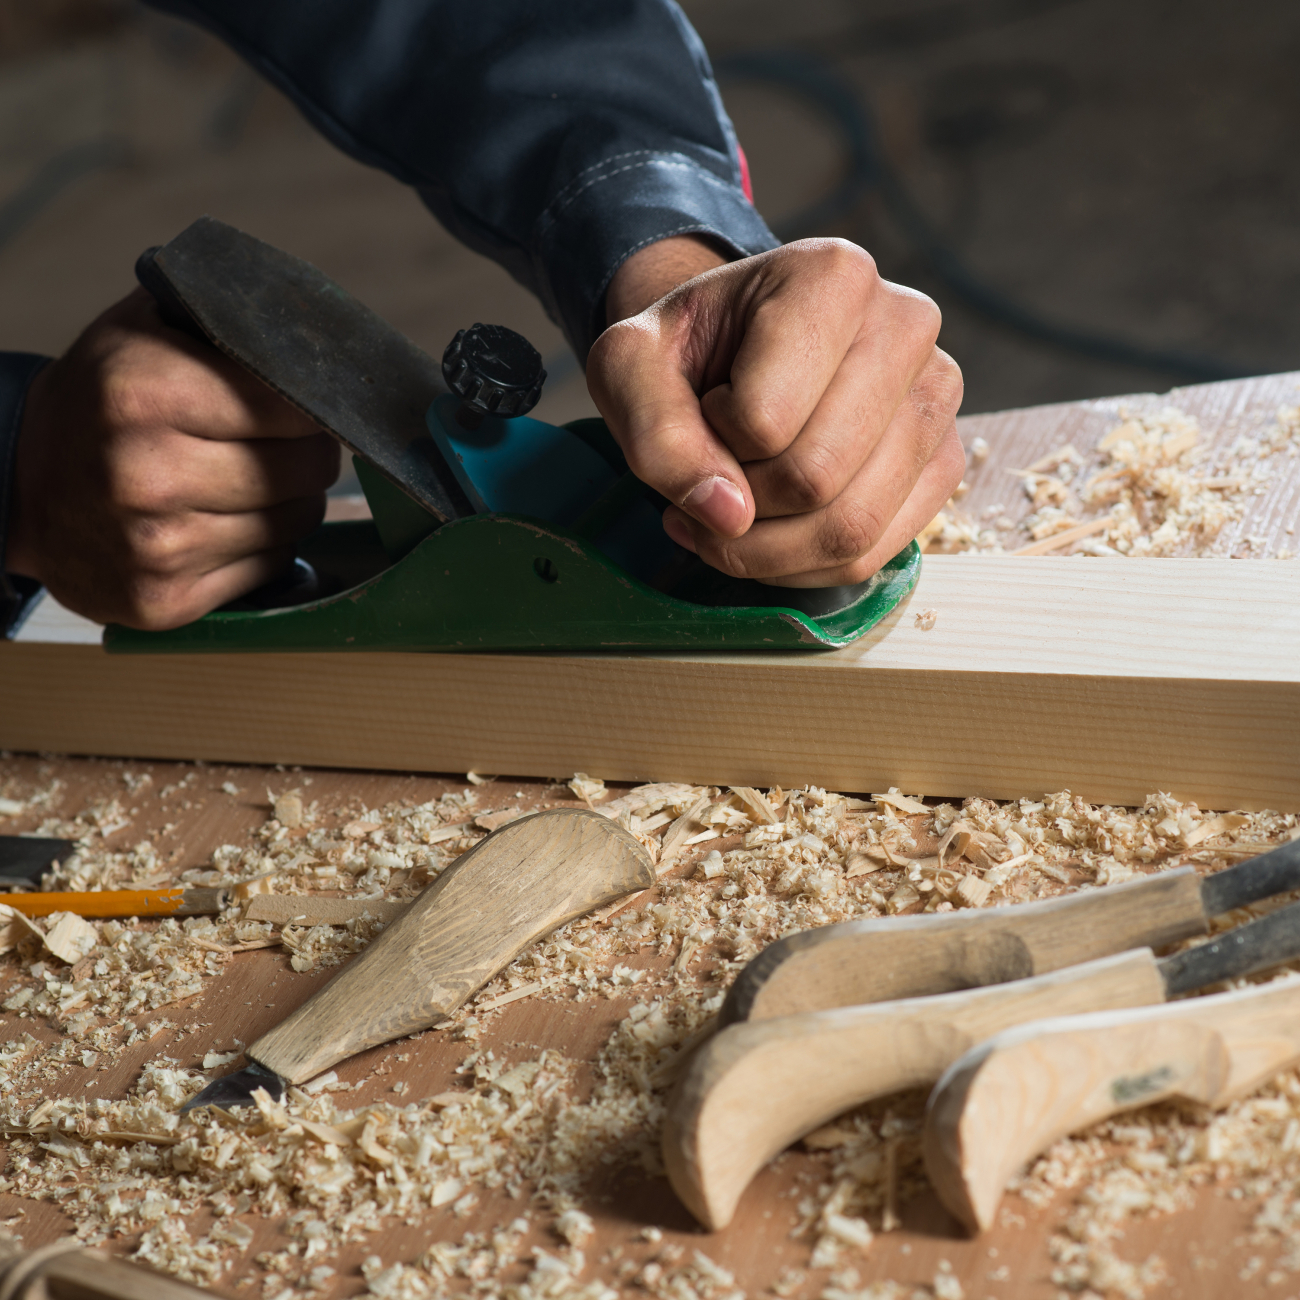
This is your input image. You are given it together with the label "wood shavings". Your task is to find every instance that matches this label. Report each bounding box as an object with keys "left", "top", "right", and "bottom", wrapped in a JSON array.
[
  {"left": 658, "top": 794, "right": 713, "bottom": 865},
  {"left": 1011, "top": 515, "right": 1113, "bottom": 556},
  {"left": 954, "top": 874, "right": 992, "bottom": 908},
  {"left": 41, "top": 912, "right": 98, "bottom": 964},
  {"left": 566, "top": 773, "right": 607, "bottom": 805},
  {"left": 1183, "top": 812, "right": 1252, "bottom": 847},
  {"left": 3, "top": 774, "right": 1298, "bottom": 1298},
  {"left": 474, "top": 979, "right": 555, "bottom": 1012},
  {"left": 243, "top": 896, "right": 405, "bottom": 927},
  {"left": 913, "top": 608, "right": 939, "bottom": 630},
  {"left": 272, "top": 792, "right": 303, "bottom": 828},
  {"left": 473, "top": 808, "right": 526, "bottom": 832},
  {"left": 872, "top": 790, "right": 928, "bottom": 815}
]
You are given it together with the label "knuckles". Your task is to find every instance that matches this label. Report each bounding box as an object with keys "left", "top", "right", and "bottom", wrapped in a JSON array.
[
  {"left": 771, "top": 444, "right": 844, "bottom": 514},
  {"left": 815, "top": 498, "right": 887, "bottom": 566}
]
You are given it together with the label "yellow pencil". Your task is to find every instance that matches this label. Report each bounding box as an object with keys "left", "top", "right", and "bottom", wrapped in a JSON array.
[{"left": 0, "top": 887, "right": 228, "bottom": 919}]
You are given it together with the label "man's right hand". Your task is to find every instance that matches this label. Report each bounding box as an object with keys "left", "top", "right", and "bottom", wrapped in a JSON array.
[{"left": 5, "top": 288, "right": 339, "bottom": 630}]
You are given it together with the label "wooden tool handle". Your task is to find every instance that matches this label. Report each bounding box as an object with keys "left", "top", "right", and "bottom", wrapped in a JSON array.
[
  {"left": 922, "top": 976, "right": 1300, "bottom": 1233},
  {"left": 0, "top": 1238, "right": 214, "bottom": 1299},
  {"left": 722, "top": 867, "right": 1205, "bottom": 1022},
  {"left": 0, "top": 888, "right": 226, "bottom": 919},
  {"left": 250, "top": 809, "right": 652, "bottom": 1083},
  {"left": 664, "top": 948, "right": 1164, "bottom": 1230}
]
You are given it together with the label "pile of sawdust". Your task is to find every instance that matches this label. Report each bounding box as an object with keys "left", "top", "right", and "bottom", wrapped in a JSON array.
[{"left": 0, "top": 778, "right": 1296, "bottom": 1298}]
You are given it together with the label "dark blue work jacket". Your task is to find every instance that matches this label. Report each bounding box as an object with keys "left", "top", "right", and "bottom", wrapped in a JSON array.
[{"left": 0, "top": 0, "right": 777, "bottom": 634}]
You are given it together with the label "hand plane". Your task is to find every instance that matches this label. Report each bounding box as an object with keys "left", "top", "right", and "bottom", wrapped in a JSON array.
[{"left": 106, "top": 217, "right": 918, "bottom": 655}]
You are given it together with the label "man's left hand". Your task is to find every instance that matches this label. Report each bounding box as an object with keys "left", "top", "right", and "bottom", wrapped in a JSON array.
[{"left": 588, "top": 236, "right": 964, "bottom": 587}]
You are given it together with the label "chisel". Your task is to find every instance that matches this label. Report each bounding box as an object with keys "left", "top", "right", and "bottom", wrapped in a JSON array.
[
  {"left": 0, "top": 835, "right": 78, "bottom": 888},
  {"left": 721, "top": 838, "right": 1300, "bottom": 1024},
  {"left": 182, "top": 809, "right": 652, "bottom": 1111},
  {"left": 664, "top": 895, "right": 1300, "bottom": 1230},
  {"left": 924, "top": 973, "right": 1300, "bottom": 1233}
]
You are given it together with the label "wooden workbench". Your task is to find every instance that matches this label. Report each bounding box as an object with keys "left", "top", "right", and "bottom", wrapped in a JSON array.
[{"left": 2, "top": 370, "right": 1299, "bottom": 1299}]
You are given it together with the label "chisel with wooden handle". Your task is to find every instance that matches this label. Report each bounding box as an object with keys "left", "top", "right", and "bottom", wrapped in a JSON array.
[
  {"left": 664, "top": 895, "right": 1300, "bottom": 1230},
  {"left": 923, "top": 972, "right": 1300, "bottom": 1233},
  {"left": 0, "top": 1236, "right": 215, "bottom": 1299},
  {"left": 722, "top": 838, "right": 1300, "bottom": 1024},
  {"left": 183, "top": 809, "right": 651, "bottom": 1110}
]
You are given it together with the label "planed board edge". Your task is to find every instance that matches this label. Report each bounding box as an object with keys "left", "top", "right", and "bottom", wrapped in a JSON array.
[
  {"left": 249, "top": 809, "right": 652, "bottom": 1083},
  {"left": 922, "top": 976, "right": 1300, "bottom": 1233},
  {"left": 4, "top": 556, "right": 1300, "bottom": 812},
  {"left": 721, "top": 869, "right": 1205, "bottom": 1023},
  {"left": 664, "top": 950, "right": 1164, "bottom": 1230}
]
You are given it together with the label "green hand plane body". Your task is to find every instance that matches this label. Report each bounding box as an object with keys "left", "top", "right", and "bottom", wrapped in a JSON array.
[{"left": 106, "top": 219, "right": 919, "bottom": 656}]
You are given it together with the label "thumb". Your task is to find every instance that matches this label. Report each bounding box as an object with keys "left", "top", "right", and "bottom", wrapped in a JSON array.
[{"left": 586, "top": 316, "right": 753, "bottom": 538}]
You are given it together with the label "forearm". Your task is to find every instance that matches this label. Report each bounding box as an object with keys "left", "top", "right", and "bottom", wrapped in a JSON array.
[
  {"left": 0, "top": 352, "right": 52, "bottom": 637},
  {"left": 605, "top": 236, "right": 729, "bottom": 325},
  {"left": 145, "top": 0, "right": 778, "bottom": 360}
]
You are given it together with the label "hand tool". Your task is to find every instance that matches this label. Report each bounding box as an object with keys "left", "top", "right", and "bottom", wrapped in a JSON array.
[
  {"left": 0, "top": 887, "right": 227, "bottom": 919},
  {"left": 0, "top": 836, "right": 77, "bottom": 888},
  {"left": 721, "top": 836, "right": 1300, "bottom": 1024},
  {"left": 664, "top": 894, "right": 1300, "bottom": 1230},
  {"left": 105, "top": 216, "right": 918, "bottom": 654},
  {"left": 924, "top": 972, "right": 1300, "bottom": 1233},
  {"left": 182, "top": 808, "right": 651, "bottom": 1110},
  {"left": 0, "top": 1234, "right": 215, "bottom": 1300}
]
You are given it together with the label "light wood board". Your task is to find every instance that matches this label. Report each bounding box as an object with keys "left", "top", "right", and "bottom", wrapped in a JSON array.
[
  {"left": 3, "top": 552, "right": 1298, "bottom": 810},
  {"left": 5, "top": 369, "right": 1300, "bottom": 811}
]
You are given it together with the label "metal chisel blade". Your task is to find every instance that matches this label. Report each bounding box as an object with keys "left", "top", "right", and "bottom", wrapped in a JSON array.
[
  {"left": 181, "top": 1060, "right": 287, "bottom": 1113},
  {"left": 1161, "top": 895, "right": 1300, "bottom": 996},
  {"left": 0, "top": 836, "right": 78, "bottom": 888},
  {"left": 150, "top": 216, "right": 473, "bottom": 523}
]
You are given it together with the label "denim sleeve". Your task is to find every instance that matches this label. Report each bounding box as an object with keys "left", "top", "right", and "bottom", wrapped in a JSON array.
[
  {"left": 0, "top": 353, "right": 50, "bottom": 639},
  {"left": 143, "top": 0, "right": 779, "bottom": 361}
]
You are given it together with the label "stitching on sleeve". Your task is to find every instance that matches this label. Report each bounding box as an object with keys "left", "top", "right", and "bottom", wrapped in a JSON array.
[{"left": 536, "top": 152, "right": 744, "bottom": 237}]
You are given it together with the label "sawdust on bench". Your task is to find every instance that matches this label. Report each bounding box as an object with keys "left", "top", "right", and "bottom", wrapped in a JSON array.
[{"left": 0, "top": 776, "right": 1297, "bottom": 1298}]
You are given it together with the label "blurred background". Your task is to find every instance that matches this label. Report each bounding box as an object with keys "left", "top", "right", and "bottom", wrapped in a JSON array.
[{"left": 0, "top": 0, "right": 1296, "bottom": 467}]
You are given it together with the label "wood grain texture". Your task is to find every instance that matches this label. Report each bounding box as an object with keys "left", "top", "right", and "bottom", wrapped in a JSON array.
[
  {"left": 243, "top": 895, "right": 406, "bottom": 927},
  {"left": 664, "top": 949, "right": 1165, "bottom": 1230},
  {"left": 4, "top": 554, "right": 1299, "bottom": 810},
  {"left": 721, "top": 868, "right": 1206, "bottom": 1022},
  {"left": 955, "top": 370, "right": 1300, "bottom": 561},
  {"left": 249, "top": 809, "right": 652, "bottom": 1083},
  {"left": 923, "top": 976, "right": 1300, "bottom": 1232}
]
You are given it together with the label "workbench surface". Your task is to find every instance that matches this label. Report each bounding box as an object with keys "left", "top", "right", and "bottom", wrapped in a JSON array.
[{"left": 2, "top": 370, "right": 1299, "bottom": 1300}]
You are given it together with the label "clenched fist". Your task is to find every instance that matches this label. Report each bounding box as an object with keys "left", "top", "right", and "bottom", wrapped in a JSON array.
[
  {"left": 7, "top": 288, "right": 338, "bottom": 629},
  {"left": 590, "top": 236, "right": 965, "bottom": 587}
]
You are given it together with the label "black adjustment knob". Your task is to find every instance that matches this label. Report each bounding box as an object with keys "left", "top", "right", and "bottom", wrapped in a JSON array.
[{"left": 442, "top": 323, "right": 546, "bottom": 420}]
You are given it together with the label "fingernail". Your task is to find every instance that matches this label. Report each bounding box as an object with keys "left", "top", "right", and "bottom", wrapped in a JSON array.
[
  {"left": 683, "top": 476, "right": 747, "bottom": 534},
  {"left": 662, "top": 511, "right": 697, "bottom": 553}
]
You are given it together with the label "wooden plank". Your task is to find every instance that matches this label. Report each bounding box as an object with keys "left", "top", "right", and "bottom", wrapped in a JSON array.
[{"left": 3, "top": 554, "right": 1298, "bottom": 810}]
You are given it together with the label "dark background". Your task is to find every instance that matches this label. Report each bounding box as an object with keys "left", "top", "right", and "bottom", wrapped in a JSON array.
[{"left": 1, "top": 0, "right": 1296, "bottom": 427}]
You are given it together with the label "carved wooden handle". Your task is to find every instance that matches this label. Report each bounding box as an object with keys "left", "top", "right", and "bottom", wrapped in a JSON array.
[
  {"left": 923, "top": 975, "right": 1300, "bottom": 1233},
  {"left": 251, "top": 809, "right": 652, "bottom": 1083},
  {"left": 664, "top": 949, "right": 1164, "bottom": 1230},
  {"left": 722, "top": 868, "right": 1205, "bottom": 1023}
]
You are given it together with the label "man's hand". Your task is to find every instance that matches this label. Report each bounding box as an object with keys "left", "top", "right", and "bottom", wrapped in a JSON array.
[
  {"left": 588, "top": 236, "right": 964, "bottom": 587},
  {"left": 7, "top": 288, "right": 338, "bottom": 629}
]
